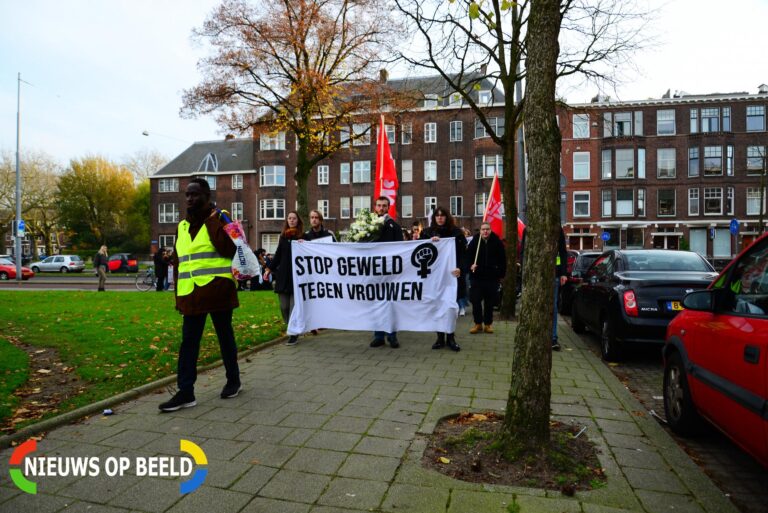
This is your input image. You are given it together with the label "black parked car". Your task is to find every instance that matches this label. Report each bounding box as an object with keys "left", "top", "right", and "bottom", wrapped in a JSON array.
[
  {"left": 570, "top": 249, "right": 718, "bottom": 361},
  {"left": 558, "top": 251, "right": 602, "bottom": 315}
]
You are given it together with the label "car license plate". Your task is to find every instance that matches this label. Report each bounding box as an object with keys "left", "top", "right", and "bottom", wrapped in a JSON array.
[{"left": 667, "top": 301, "right": 683, "bottom": 311}]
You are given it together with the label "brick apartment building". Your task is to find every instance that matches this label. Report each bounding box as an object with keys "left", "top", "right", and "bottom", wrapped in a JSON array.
[
  {"left": 559, "top": 86, "right": 768, "bottom": 266},
  {"left": 150, "top": 76, "right": 768, "bottom": 262}
]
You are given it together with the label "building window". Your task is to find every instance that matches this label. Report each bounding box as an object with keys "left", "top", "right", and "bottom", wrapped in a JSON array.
[
  {"left": 317, "top": 165, "right": 329, "bottom": 185},
  {"left": 723, "top": 107, "right": 731, "bottom": 132},
  {"left": 259, "top": 199, "right": 285, "bottom": 220},
  {"left": 478, "top": 90, "right": 492, "bottom": 105},
  {"left": 637, "top": 188, "right": 646, "bottom": 217},
  {"left": 747, "top": 105, "right": 765, "bottom": 131},
  {"left": 747, "top": 187, "right": 765, "bottom": 215},
  {"left": 449, "top": 159, "right": 463, "bottom": 180},
  {"left": 423, "top": 94, "right": 438, "bottom": 108},
  {"left": 340, "top": 163, "right": 350, "bottom": 184},
  {"left": 260, "top": 132, "right": 286, "bottom": 150},
  {"left": 158, "top": 203, "right": 179, "bottom": 224},
  {"left": 657, "top": 148, "right": 676, "bottom": 178},
  {"left": 747, "top": 146, "right": 765, "bottom": 174},
  {"left": 638, "top": 148, "right": 646, "bottom": 178},
  {"left": 260, "top": 165, "right": 286, "bottom": 187},
  {"left": 159, "top": 234, "right": 175, "bottom": 248},
  {"left": 231, "top": 202, "right": 244, "bottom": 221},
  {"left": 401, "top": 195, "right": 413, "bottom": 218},
  {"left": 424, "top": 122, "right": 437, "bottom": 143},
  {"left": 690, "top": 108, "right": 698, "bottom": 133},
  {"left": 474, "top": 193, "right": 487, "bottom": 216},
  {"left": 200, "top": 175, "right": 216, "bottom": 190},
  {"left": 424, "top": 160, "right": 437, "bottom": 181},
  {"left": 340, "top": 197, "right": 351, "bottom": 218},
  {"left": 317, "top": 199, "right": 329, "bottom": 219},
  {"left": 231, "top": 174, "right": 243, "bottom": 190},
  {"left": 384, "top": 124, "right": 396, "bottom": 143},
  {"left": 475, "top": 154, "right": 503, "bottom": 179},
  {"left": 601, "top": 150, "right": 612, "bottom": 179},
  {"left": 615, "top": 149, "right": 634, "bottom": 179},
  {"left": 701, "top": 108, "right": 720, "bottom": 133},
  {"left": 258, "top": 234, "right": 279, "bottom": 254},
  {"left": 614, "top": 112, "right": 632, "bottom": 136},
  {"left": 616, "top": 189, "right": 633, "bottom": 216},
  {"left": 158, "top": 178, "right": 179, "bottom": 193},
  {"left": 703, "top": 146, "right": 722, "bottom": 175},
  {"left": 401, "top": 124, "right": 412, "bottom": 144},
  {"left": 449, "top": 121, "right": 463, "bottom": 142},
  {"left": 475, "top": 117, "right": 505, "bottom": 138},
  {"left": 656, "top": 109, "right": 675, "bottom": 135},
  {"left": 401, "top": 160, "right": 412, "bottom": 182},
  {"left": 573, "top": 114, "right": 589, "bottom": 139},
  {"left": 573, "top": 192, "right": 590, "bottom": 217},
  {"left": 449, "top": 92, "right": 463, "bottom": 106},
  {"left": 352, "top": 123, "right": 371, "bottom": 146},
  {"left": 601, "top": 189, "right": 612, "bottom": 217},
  {"left": 352, "top": 196, "right": 370, "bottom": 216},
  {"left": 658, "top": 189, "right": 675, "bottom": 216},
  {"left": 688, "top": 188, "right": 700, "bottom": 216},
  {"left": 688, "top": 147, "right": 699, "bottom": 177},
  {"left": 450, "top": 196, "right": 463, "bottom": 217},
  {"left": 726, "top": 145, "right": 734, "bottom": 176},
  {"left": 727, "top": 186, "right": 734, "bottom": 215},
  {"left": 573, "top": 152, "right": 590, "bottom": 180},
  {"left": 424, "top": 196, "right": 437, "bottom": 217},
  {"left": 352, "top": 161, "right": 371, "bottom": 183},
  {"left": 704, "top": 188, "right": 723, "bottom": 215},
  {"left": 339, "top": 126, "right": 350, "bottom": 147}
]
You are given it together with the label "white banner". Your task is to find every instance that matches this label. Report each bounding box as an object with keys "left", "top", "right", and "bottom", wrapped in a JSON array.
[{"left": 287, "top": 239, "right": 458, "bottom": 335}]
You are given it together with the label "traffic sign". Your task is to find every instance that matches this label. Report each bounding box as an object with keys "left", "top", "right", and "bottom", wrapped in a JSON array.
[
  {"left": 601, "top": 231, "right": 611, "bottom": 242},
  {"left": 16, "top": 219, "right": 25, "bottom": 238},
  {"left": 729, "top": 219, "right": 739, "bottom": 235}
]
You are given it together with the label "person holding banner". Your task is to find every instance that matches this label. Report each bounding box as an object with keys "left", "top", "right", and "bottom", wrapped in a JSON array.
[
  {"left": 370, "top": 196, "right": 404, "bottom": 348},
  {"left": 263, "top": 211, "right": 305, "bottom": 346},
  {"left": 304, "top": 210, "right": 337, "bottom": 241},
  {"left": 467, "top": 222, "right": 506, "bottom": 334},
  {"left": 421, "top": 207, "right": 466, "bottom": 352}
]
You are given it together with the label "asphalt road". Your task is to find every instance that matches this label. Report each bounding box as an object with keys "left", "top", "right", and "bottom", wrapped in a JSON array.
[
  {"left": 0, "top": 274, "right": 150, "bottom": 291},
  {"left": 567, "top": 314, "right": 768, "bottom": 513}
]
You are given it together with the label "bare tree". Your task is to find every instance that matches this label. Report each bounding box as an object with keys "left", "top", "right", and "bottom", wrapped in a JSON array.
[
  {"left": 122, "top": 149, "right": 169, "bottom": 182},
  {"left": 393, "top": 0, "right": 651, "bottom": 318},
  {"left": 182, "top": 0, "right": 411, "bottom": 220}
]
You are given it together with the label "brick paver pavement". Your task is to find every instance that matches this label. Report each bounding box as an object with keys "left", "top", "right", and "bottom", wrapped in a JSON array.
[{"left": 0, "top": 315, "right": 739, "bottom": 513}]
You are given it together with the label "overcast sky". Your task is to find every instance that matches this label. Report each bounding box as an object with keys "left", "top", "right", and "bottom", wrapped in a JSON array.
[{"left": 1, "top": 0, "right": 766, "bottom": 168}]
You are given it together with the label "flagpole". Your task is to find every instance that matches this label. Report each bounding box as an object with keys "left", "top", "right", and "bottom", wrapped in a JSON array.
[{"left": 377, "top": 115, "right": 384, "bottom": 201}]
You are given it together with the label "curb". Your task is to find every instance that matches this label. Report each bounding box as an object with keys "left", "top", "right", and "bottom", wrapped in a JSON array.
[{"left": 0, "top": 335, "right": 287, "bottom": 449}]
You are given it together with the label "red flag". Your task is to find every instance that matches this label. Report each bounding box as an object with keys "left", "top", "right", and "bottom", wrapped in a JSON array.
[
  {"left": 483, "top": 172, "right": 504, "bottom": 238},
  {"left": 373, "top": 115, "right": 399, "bottom": 218}
]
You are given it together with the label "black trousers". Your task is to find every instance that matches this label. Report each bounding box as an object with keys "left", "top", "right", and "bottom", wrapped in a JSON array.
[
  {"left": 177, "top": 309, "right": 240, "bottom": 393},
  {"left": 470, "top": 279, "right": 498, "bottom": 325}
]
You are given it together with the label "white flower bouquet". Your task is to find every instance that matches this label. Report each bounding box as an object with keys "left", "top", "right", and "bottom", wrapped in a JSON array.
[{"left": 343, "top": 209, "right": 385, "bottom": 242}]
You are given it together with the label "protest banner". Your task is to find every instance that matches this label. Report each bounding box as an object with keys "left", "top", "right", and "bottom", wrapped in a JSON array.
[{"left": 287, "top": 239, "right": 458, "bottom": 335}]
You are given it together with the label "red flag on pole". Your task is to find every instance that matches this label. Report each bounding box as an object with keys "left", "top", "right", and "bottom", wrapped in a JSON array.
[
  {"left": 373, "top": 115, "right": 399, "bottom": 218},
  {"left": 483, "top": 172, "right": 504, "bottom": 239}
]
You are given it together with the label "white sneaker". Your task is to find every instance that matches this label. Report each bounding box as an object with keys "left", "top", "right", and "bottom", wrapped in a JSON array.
[{"left": 459, "top": 307, "right": 466, "bottom": 316}]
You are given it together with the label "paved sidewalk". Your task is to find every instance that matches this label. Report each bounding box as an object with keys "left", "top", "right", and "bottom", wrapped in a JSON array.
[{"left": 0, "top": 315, "right": 737, "bottom": 513}]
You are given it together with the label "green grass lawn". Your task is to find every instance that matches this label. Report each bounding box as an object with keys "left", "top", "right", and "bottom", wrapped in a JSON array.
[{"left": 0, "top": 290, "right": 285, "bottom": 428}]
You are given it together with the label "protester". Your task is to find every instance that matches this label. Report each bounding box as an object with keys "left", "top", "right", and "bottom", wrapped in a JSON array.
[
  {"left": 370, "top": 196, "right": 404, "bottom": 348},
  {"left": 153, "top": 248, "right": 169, "bottom": 292},
  {"left": 250, "top": 248, "right": 270, "bottom": 291},
  {"left": 421, "top": 207, "right": 466, "bottom": 351},
  {"left": 411, "top": 222, "right": 422, "bottom": 240},
  {"left": 304, "top": 210, "right": 336, "bottom": 241},
  {"left": 263, "top": 211, "right": 304, "bottom": 346},
  {"left": 466, "top": 222, "right": 507, "bottom": 334},
  {"left": 159, "top": 178, "right": 241, "bottom": 412},
  {"left": 94, "top": 245, "right": 108, "bottom": 292}
]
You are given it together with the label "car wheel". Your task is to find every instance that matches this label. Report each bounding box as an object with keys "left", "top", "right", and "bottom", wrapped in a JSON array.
[
  {"left": 60, "top": 267, "right": 69, "bottom": 273},
  {"left": 600, "top": 316, "right": 623, "bottom": 362},
  {"left": 0, "top": 272, "right": 8, "bottom": 280},
  {"left": 571, "top": 303, "right": 585, "bottom": 333},
  {"left": 663, "top": 351, "right": 701, "bottom": 435},
  {"left": 31, "top": 266, "right": 39, "bottom": 273}
]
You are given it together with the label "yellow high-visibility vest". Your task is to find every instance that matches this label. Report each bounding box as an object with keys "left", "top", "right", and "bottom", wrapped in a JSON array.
[{"left": 175, "top": 220, "right": 234, "bottom": 296}]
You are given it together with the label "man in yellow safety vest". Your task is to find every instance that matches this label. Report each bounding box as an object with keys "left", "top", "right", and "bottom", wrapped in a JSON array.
[{"left": 159, "top": 178, "right": 241, "bottom": 412}]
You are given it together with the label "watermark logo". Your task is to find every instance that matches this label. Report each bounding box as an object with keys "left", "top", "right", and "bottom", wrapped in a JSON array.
[{"left": 7, "top": 438, "right": 207, "bottom": 495}]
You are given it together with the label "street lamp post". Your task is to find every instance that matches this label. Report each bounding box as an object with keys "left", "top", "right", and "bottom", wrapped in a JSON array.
[{"left": 14, "top": 73, "right": 23, "bottom": 282}]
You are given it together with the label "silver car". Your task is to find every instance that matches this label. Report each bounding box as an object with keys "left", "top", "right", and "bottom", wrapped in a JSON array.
[{"left": 29, "top": 255, "right": 85, "bottom": 273}]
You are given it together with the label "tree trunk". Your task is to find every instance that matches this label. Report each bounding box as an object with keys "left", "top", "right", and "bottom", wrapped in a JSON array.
[
  {"left": 499, "top": 0, "right": 562, "bottom": 453},
  {"left": 295, "top": 139, "right": 311, "bottom": 222},
  {"left": 499, "top": 139, "right": 519, "bottom": 320}
]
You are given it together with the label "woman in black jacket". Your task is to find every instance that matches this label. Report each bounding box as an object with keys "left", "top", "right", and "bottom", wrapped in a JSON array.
[
  {"left": 466, "top": 222, "right": 506, "bottom": 334},
  {"left": 263, "top": 211, "right": 304, "bottom": 345},
  {"left": 421, "top": 207, "right": 467, "bottom": 351}
]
